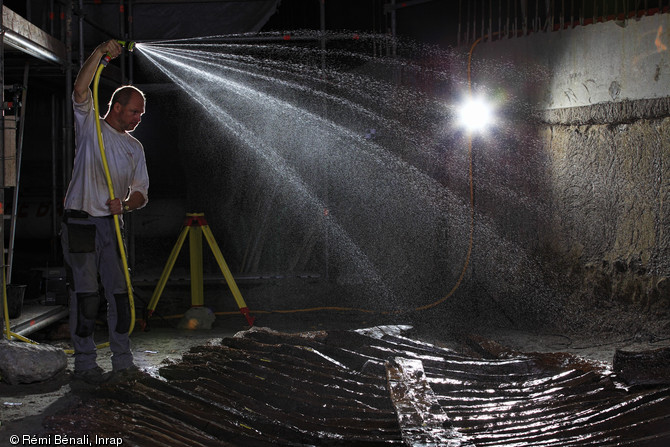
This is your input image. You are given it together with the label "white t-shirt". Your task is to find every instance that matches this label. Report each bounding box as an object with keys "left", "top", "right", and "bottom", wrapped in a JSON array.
[{"left": 64, "top": 90, "right": 149, "bottom": 217}]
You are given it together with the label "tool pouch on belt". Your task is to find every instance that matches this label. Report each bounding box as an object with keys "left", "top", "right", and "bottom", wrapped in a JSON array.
[{"left": 67, "top": 223, "right": 96, "bottom": 253}]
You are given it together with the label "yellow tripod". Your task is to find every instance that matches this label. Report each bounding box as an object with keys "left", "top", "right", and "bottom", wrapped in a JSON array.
[{"left": 145, "top": 213, "right": 254, "bottom": 327}]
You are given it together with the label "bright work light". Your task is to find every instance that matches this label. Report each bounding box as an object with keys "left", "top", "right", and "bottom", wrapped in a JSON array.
[{"left": 457, "top": 95, "right": 494, "bottom": 133}]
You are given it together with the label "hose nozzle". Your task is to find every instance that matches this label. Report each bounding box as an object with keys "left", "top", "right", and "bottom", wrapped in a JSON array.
[{"left": 116, "top": 40, "right": 135, "bottom": 52}]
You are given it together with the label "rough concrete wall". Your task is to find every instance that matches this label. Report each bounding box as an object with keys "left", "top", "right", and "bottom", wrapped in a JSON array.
[
  {"left": 544, "top": 118, "right": 670, "bottom": 311},
  {"left": 468, "top": 13, "right": 670, "bottom": 318}
]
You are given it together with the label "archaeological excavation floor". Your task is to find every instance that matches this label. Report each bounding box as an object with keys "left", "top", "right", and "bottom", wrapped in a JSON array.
[{"left": 2, "top": 308, "right": 670, "bottom": 446}]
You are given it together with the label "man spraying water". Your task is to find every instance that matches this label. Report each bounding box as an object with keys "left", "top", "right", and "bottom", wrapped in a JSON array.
[{"left": 62, "top": 39, "right": 149, "bottom": 384}]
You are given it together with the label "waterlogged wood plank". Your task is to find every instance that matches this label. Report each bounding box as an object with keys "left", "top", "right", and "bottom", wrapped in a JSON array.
[
  {"left": 386, "top": 357, "right": 472, "bottom": 447},
  {"left": 613, "top": 346, "right": 670, "bottom": 386},
  {"left": 43, "top": 326, "right": 670, "bottom": 446}
]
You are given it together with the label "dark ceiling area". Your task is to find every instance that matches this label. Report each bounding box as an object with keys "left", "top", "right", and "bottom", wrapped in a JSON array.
[
  {"left": 0, "top": 0, "right": 460, "bottom": 92},
  {"left": 2, "top": 0, "right": 459, "bottom": 56},
  {"left": 3, "top": 0, "right": 458, "bottom": 39}
]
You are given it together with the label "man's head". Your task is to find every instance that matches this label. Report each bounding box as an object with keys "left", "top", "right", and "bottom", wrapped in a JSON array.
[{"left": 104, "top": 85, "right": 146, "bottom": 133}]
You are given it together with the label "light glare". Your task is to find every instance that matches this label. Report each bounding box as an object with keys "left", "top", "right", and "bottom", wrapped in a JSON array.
[{"left": 457, "top": 96, "right": 494, "bottom": 133}]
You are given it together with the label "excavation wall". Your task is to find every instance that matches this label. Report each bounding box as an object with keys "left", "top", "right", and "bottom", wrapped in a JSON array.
[{"left": 470, "top": 14, "right": 670, "bottom": 318}]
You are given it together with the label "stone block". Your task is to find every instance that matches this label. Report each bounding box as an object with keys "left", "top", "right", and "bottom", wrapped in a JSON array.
[{"left": 0, "top": 339, "right": 67, "bottom": 385}]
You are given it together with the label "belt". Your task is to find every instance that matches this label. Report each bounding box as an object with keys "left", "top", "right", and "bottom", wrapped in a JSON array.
[
  {"left": 64, "top": 209, "right": 90, "bottom": 219},
  {"left": 63, "top": 209, "right": 113, "bottom": 223}
]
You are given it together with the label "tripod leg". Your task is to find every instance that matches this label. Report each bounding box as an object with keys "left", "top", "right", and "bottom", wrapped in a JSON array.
[
  {"left": 146, "top": 226, "right": 190, "bottom": 318},
  {"left": 201, "top": 224, "right": 254, "bottom": 326},
  {"left": 189, "top": 225, "right": 204, "bottom": 307}
]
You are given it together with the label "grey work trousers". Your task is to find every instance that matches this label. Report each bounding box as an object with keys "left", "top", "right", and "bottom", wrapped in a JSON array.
[{"left": 61, "top": 213, "right": 134, "bottom": 372}]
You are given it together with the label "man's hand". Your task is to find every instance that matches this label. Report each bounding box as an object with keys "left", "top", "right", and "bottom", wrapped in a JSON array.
[
  {"left": 107, "top": 198, "right": 124, "bottom": 215},
  {"left": 73, "top": 40, "right": 124, "bottom": 104},
  {"left": 99, "top": 40, "right": 123, "bottom": 60}
]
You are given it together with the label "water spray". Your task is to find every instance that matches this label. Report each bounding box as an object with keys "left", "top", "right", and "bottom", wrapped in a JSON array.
[{"left": 135, "top": 34, "right": 492, "bottom": 317}]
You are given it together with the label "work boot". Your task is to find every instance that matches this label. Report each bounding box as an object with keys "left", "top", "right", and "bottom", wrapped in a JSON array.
[
  {"left": 73, "top": 365, "right": 109, "bottom": 384},
  {"left": 107, "top": 365, "right": 144, "bottom": 384}
]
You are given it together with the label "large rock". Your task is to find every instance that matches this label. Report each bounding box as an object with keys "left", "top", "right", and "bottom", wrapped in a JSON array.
[{"left": 0, "top": 339, "right": 67, "bottom": 385}]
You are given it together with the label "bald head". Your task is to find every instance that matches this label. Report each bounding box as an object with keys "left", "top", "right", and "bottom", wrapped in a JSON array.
[{"left": 104, "top": 85, "right": 146, "bottom": 133}]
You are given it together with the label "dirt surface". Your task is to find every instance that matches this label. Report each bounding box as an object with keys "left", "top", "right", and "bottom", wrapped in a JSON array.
[
  {"left": 1, "top": 309, "right": 669, "bottom": 446},
  {"left": 0, "top": 317, "right": 243, "bottom": 444}
]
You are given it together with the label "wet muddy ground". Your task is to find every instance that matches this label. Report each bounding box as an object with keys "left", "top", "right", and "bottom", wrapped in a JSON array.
[{"left": 2, "top": 307, "right": 669, "bottom": 446}]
